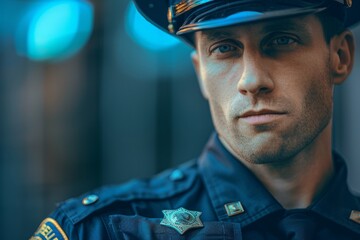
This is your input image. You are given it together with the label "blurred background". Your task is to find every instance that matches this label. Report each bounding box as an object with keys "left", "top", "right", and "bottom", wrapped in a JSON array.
[{"left": 0, "top": 0, "right": 359, "bottom": 239}]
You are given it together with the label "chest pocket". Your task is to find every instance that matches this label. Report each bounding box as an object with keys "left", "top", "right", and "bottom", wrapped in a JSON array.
[{"left": 109, "top": 215, "right": 242, "bottom": 240}]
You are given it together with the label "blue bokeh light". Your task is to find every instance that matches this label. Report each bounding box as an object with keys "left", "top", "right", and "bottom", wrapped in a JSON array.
[
  {"left": 16, "top": 0, "right": 93, "bottom": 61},
  {"left": 125, "top": 2, "right": 180, "bottom": 51}
]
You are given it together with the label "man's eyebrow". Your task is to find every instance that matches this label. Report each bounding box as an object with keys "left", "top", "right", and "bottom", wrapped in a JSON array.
[
  {"left": 260, "top": 18, "right": 311, "bottom": 35},
  {"left": 199, "top": 18, "right": 312, "bottom": 42},
  {"left": 200, "top": 31, "right": 238, "bottom": 42}
]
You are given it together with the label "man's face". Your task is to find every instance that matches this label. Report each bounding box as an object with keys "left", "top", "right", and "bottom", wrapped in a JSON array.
[{"left": 193, "top": 15, "right": 337, "bottom": 164}]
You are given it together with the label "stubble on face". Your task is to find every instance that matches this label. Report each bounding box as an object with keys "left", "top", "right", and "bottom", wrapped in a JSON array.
[{"left": 217, "top": 55, "right": 333, "bottom": 165}]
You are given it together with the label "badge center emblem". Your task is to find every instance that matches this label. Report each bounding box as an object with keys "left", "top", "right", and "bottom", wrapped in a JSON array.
[{"left": 172, "top": 212, "right": 196, "bottom": 225}]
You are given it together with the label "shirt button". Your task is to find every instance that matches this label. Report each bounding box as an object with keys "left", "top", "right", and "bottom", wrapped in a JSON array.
[
  {"left": 82, "top": 194, "right": 99, "bottom": 206},
  {"left": 169, "top": 169, "right": 185, "bottom": 181}
]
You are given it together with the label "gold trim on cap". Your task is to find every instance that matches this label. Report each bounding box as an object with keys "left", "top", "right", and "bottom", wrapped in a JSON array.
[
  {"left": 168, "top": 23, "right": 175, "bottom": 33},
  {"left": 173, "top": 0, "right": 215, "bottom": 17}
]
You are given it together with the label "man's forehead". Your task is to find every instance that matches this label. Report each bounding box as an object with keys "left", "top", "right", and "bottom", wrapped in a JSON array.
[{"left": 196, "top": 15, "right": 315, "bottom": 42}]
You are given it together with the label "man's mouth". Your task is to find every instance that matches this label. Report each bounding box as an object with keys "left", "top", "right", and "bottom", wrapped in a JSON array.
[{"left": 239, "top": 109, "right": 287, "bottom": 125}]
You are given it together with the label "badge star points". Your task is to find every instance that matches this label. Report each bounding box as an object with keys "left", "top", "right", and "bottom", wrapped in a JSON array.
[{"left": 160, "top": 207, "right": 204, "bottom": 235}]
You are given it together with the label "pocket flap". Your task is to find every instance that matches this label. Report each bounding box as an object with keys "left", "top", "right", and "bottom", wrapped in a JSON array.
[{"left": 109, "top": 215, "right": 242, "bottom": 240}]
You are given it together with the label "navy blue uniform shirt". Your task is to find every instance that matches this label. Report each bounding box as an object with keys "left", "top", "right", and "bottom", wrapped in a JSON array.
[{"left": 30, "top": 134, "right": 360, "bottom": 239}]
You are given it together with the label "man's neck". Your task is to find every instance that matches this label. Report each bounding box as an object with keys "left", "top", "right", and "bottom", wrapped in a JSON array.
[
  {"left": 248, "top": 145, "right": 334, "bottom": 209},
  {"left": 221, "top": 124, "right": 334, "bottom": 209}
]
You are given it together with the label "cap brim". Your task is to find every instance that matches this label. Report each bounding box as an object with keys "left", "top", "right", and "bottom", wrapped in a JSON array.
[
  {"left": 133, "top": 0, "right": 360, "bottom": 46},
  {"left": 177, "top": 6, "right": 326, "bottom": 35}
]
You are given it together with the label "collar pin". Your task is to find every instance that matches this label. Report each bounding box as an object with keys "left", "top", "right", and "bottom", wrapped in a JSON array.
[
  {"left": 224, "top": 201, "right": 245, "bottom": 217},
  {"left": 350, "top": 210, "right": 360, "bottom": 224}
]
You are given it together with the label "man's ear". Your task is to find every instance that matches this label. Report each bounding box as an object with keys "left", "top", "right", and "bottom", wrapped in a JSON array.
[
  {"left": 330, "top": 30, "right": 355, "bottom": 85},
  {"left": 191, "top": 51, "right": 209, "bottom": 99}
]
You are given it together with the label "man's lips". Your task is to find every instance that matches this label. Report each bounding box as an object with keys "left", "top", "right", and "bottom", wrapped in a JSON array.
[
  {"left": 239, "top": 109, "right": 287, "bottom": 125},
  {"left": 239, "top": 109, "right": 286, "bottom": 118}
]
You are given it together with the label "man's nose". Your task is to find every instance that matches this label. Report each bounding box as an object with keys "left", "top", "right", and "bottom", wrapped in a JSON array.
[{"left": 237, "top": 54, "right": 274, "bottom": 96}]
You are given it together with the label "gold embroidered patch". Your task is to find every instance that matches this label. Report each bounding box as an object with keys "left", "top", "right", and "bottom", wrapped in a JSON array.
[{"left": 30, "top": 218, "right": 68, "bottom": 240}]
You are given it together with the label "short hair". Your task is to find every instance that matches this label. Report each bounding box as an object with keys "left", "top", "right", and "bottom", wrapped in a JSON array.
[{"left": 316, "top": 13, "right": 346, "bottom": 44}]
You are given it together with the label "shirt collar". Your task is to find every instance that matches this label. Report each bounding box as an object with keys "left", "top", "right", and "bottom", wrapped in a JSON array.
[
  {"left": 199, "top": 133, "right": 360, "bottom": 233},
  {"left": 199, "top": 133, "right": 283, "bottom": 226},
  {"left": 310, "top": 152, "right": 360, "bottom": 234}
]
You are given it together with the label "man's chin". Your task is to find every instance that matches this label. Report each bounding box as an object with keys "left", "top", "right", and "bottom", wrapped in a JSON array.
[
  {"left": 233, "top": 141, "right": 287, "bottom": 165},
  {"left": 220, "top": 132, "right": 289, "bottom": 164}
]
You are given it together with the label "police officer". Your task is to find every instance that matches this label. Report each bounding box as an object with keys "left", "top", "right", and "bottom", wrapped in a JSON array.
[{"left": 31, "top": 0, "right": 360, "bottom": 239}]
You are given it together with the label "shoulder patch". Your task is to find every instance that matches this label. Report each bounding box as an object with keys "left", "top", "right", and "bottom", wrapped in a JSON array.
[{"left": 30, "top": 218, "right": 68, "bottom": 240}]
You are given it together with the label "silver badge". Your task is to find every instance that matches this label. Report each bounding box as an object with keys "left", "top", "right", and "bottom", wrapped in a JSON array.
[{"left": 160, "top": 207, "right": 204, "bottom": 235}]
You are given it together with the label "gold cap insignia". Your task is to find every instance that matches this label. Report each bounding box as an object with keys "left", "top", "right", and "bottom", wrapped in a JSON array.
[
  {"left": 350, "top": 210, "right": 360, "bottom": 224},
  {"left": 29, "top": 218, "right": 68, "bottom": 240},
  {"left": 160, "top": 207, "right": 204, "bottom": 235}
]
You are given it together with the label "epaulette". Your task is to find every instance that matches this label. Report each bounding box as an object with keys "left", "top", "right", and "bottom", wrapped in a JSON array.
[{"left": 58, "top": 159, "right": 198, "bottom": 225}]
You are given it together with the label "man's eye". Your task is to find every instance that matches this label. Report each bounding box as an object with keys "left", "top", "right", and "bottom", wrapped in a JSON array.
[
  {"left": 270, "top": 36, "right": 296, "bottom": 46},
  {"left": 209, "top": 43, "right": 240, "bottom": 58},
  {"left": 215, "top": 44, "right": 237, "bottom": 53}
]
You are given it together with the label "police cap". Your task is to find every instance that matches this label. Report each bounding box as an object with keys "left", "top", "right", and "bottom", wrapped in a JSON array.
[{"left": 133, "top": 0, "right": 360, "bottom": 45}]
